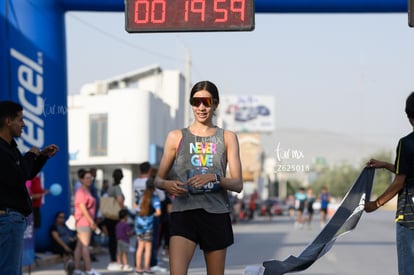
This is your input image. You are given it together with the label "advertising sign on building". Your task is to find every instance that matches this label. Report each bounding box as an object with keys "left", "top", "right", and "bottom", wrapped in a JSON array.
[{"left": 219, "top": 95, "right": 275, "bottom": 132}]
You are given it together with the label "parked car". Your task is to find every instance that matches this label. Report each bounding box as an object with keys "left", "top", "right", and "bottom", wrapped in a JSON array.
[{"left": 260, "top": 197, "right": 286, "bottom": 216}]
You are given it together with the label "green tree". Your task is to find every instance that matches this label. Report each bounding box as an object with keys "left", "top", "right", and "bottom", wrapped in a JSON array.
[
  {"left": 310, "top": 150, "right": 394, "bottom": 200},
  {"left": 286, "top": 178, "right": 303, "bottom": 195},
  {"left": 311, "top": 162, "right": 359, "bottom": 198}
]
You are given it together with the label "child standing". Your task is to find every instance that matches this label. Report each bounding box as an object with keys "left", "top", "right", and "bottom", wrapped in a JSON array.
[
  {"left": 115, "top": 209, "right": 133, "bottom": 271},
  {"left": 134, "top": 177, "right": 161, "bottom": 274}
]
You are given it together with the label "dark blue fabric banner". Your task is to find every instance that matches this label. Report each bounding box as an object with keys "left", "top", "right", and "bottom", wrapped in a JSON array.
[
  {"left": 23, "top": 215, "right": 35, "bottom": 267},
  {"left": 262, "top": 167, "right": 375, "bottom": 275}
]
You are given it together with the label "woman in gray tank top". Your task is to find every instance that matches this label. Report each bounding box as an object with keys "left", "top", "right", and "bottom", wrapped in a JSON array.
[{"left": 154, "top": 80, "right": 243, "bottom": 275}]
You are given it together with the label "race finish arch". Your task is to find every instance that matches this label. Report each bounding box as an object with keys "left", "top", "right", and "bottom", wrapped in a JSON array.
[{"left": 0, "top": 0, "right": 408, "bottom": 253}]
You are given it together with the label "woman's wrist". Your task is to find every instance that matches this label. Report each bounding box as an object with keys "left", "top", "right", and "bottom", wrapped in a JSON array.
[
  {"left": 375, "top": 199, "right": 382, "bottom": 208},
  {"left": 155, "top": 178, "right": 165, "bottom": 190}
]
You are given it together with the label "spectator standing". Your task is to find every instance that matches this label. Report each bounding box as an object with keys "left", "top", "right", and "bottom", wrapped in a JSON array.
[
  {"left": 95, "top": 178, "right": 109, "bottom": 247},
  {"left": 89, "top": 168, "right": 99, "bottom": 219},
  {"left": 248, "top": 193, "right": 257, "bottom": 220},
  {"left": 74, "top": 168, "right": 86, "bottom": 192},
  {"left": 0, "top": 101, "right": 58, "bottom": 275},
  {"left": 88, "top": 168, "right": 100, "bottom": 263},
  {"left": 105, "top": 169, "right": 126, "bottom": 271},
  {"left": 116, "top": 209, "right": 133, "bottom": 271},
  {"left": 364, "top": 92, "right": 414, "bottom": 275},
  {"left": 26, "top": 174, "right": 49, "bottom": 229},
  {"left": 100, "top": 179, "right": 109, "bottom": 197},
  {"left": 134, "top": 177, "right": 161, "bottom": 274},
  {"left": 133, "top": 162, "right": 165, "bottom": 205},
  {"left": 133, "top": 161, "right": 166, "bottom": 273},
  {"left": 133, "top": 162, "right": 151, "bottom": 198},
  {"left": 73, "top": 170, "right": 100, "bottom": 275}
]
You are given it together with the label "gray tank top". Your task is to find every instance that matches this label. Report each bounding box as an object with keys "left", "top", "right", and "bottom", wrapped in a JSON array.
[{"left": 172, "top": 127, "right": 231, "bottom": 213}]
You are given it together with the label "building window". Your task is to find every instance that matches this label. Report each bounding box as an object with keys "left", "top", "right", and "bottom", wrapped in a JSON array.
[{"left": 89, "top": 113, "right": 108, "bottom": 156}]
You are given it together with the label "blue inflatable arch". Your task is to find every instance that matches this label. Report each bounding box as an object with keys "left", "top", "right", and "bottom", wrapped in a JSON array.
[{"left": 0, "top": 0, "right": 407, "bottom": 251}]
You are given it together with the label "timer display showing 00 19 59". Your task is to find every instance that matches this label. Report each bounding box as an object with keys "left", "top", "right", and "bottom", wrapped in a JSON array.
[{"left": 125, "top": 0, "right": 255, "bottom": 33}]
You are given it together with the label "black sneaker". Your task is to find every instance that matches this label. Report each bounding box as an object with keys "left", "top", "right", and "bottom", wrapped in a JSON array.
[
  {"left": 90, "top": 253, "right": 98, "bottom": 262},
  {"left": 65, "top": 259, "right": 75, "bottom": 275}
]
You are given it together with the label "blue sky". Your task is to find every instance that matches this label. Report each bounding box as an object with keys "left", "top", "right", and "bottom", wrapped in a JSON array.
[{"left": 65, "top": 11, "right": 414, "bottom": 150}]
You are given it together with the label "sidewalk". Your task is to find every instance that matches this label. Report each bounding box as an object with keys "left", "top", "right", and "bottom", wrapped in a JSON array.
[
  {"left": 23, "top": 246, "right": 108, "bottom": 274},
  {"left": 25, "top": 243, "right": 170, "bottom": 275},
  {"left": 24, "top": 253, "right": 62, "bottom": 272}
]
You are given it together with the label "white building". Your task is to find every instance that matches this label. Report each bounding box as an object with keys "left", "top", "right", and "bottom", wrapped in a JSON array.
[{"left": 68, "top": 65, "right": 186, "bottom": 208}]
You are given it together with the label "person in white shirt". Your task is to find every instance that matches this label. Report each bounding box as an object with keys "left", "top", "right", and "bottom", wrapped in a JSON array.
[
  {"left": 133, "top": 162, "right": 165, "bottom": 202},
  {"left": 133, "top": 161, "right": 167, "bottom": 273}
]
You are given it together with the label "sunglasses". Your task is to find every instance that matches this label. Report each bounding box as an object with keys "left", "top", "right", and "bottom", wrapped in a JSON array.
[{"left": 189, "top": 97, "right": 216, "bottom": 107}]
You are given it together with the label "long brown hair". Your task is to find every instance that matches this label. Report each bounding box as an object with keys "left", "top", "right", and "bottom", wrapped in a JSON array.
[{"left": 139, "top": 177, "right": 155, "bottom": 216}]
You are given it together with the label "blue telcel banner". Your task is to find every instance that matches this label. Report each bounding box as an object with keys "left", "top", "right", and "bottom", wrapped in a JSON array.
[{"left": 245, "top": 168, "right": 375, "bottom": 275}]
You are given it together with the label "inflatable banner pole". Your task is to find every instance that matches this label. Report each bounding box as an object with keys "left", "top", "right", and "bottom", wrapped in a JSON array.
[{"left": 0, "top": 1, "right": 70, "bottom": 252}]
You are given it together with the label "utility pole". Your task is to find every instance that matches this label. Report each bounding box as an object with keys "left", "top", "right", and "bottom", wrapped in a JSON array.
[{"left": 184, "top": 49, "right": 192, "bottom": 126}]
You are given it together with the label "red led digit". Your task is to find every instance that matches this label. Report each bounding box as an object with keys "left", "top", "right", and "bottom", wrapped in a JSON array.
[
  {"left": 190, "top": 0, "right": 206, "bottom": 22},
  {"left": 231, "top": 0, "right": 245, "bottom": 21},
  {"left": 151, "top": 0, "right": 166, "bottom": 23},
  {"left": 184, "top": 0, "right": 189, "bottom": 21},
  {"left": 134, "top": 0, "right": 150, "bottom": 23},
  {"left": 214, "top": 0, "right": 228, "bottom": 23}
]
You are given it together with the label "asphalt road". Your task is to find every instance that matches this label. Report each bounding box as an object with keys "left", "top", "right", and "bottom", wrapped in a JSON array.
[{"left": 28, "top": 210, "right": 397, "bottom": 275}]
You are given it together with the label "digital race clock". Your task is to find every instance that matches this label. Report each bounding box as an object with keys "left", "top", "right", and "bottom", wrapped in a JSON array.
[{"left": 125, "top": 0, "right": 255, "bottom": 33}]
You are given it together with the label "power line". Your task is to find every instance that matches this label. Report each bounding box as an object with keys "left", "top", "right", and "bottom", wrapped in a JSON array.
[{"left": 67, "top": 13, "right": 182, "bottom": 62}]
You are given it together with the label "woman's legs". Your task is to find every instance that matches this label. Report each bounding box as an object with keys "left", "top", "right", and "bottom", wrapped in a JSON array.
[
  {"left": 105, "top": 218, "right": 118, "bottom": 262},
  {"left": 74, "top": 230, "right": 92, "bottom": 271},
  {"left": 169, "top": 236, "right": 197, "bottom": 275},
  {"left": 136, "top": 239, "right": 144, "bottom": 271},
  {"left": 204, "top": 248, "right": 227, "bottom": 275},
  {"left": 144, "top": 241, "right": 152, "bottom": 271}
]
